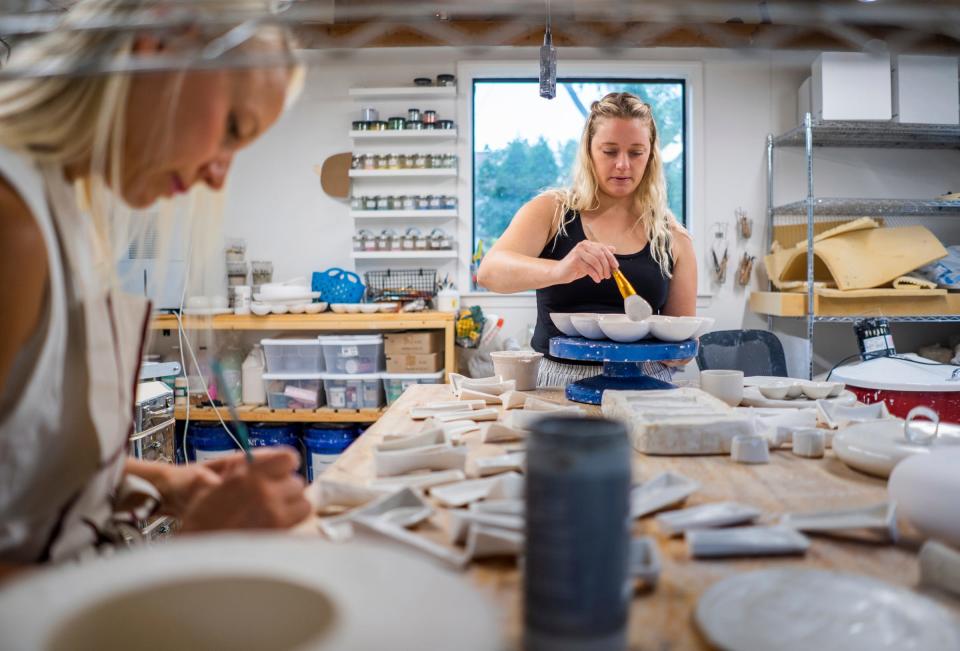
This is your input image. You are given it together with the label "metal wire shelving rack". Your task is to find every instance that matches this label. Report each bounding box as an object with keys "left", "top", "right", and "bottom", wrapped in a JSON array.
[{"left": 765, "top": 114, "right": 960, "bottom": 378}]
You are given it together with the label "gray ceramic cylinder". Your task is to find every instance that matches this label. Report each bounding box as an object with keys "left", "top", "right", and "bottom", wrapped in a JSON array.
[{"left": 524, "top": 415, "right": 632, "bottom": 651}]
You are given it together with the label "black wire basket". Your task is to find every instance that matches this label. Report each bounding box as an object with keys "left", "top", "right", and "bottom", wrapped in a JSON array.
[{"left": 364, "top": 268, "right": 437, "bottom": 302}]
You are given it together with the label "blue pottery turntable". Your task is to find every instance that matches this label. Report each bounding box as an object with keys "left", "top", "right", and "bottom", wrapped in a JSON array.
[{"left": 548, "top": 336, "right": 699, "bottom": 405}]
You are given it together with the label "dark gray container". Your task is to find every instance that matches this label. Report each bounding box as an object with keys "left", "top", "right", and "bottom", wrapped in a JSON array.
[{"left": 524, "top": 415, "right": 632, "bottom": 651}]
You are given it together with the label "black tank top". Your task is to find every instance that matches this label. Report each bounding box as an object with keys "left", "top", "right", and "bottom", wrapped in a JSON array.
[{"left": 531, "top": 211, "right": 671, "bottom": 362}]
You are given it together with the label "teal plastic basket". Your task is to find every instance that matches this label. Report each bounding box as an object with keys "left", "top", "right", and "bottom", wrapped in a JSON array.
[{"left": 312, "top": 267, "right": 365, "bottom": 303}]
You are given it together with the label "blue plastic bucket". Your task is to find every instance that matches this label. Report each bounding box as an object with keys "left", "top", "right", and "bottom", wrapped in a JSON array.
[
  {"left": 302, "top": 424, "right": 359, "bottom": 481},
  {"left": 188, "top": 423, "right": 239, "bottom": 462},
  {"left": 249, "top": 422, "right": 303, "bottom": 473}
]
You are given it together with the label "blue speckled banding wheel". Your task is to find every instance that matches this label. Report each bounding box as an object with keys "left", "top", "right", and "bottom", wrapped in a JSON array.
[{"left": 548, "top": 336, "right": 699, "bottom": 405}]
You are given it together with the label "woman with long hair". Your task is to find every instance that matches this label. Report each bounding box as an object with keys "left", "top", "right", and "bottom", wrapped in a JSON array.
[
  {"left": 477, "top": 92, "right": 697, "bottom": 387},
  {"left": 0, "top": 0, "right": 311, "bottom": 574}
]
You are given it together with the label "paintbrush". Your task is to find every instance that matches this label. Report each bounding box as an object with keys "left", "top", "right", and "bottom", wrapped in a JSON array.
[
  {"left": 581, "top": 222, "right": 652, "bottom": 321},
  {"left": 210, "top": 359, "right": 254, "bottom": 463}
]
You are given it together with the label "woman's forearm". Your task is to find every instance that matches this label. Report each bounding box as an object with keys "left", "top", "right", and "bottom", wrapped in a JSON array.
[{"left": 477, "top": 250, "right": 561, "bottom": 293}]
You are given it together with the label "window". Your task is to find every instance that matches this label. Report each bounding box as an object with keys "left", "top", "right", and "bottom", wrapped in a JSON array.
[{"left": 471, "top": 79, "right": 686, "bottom": 272}]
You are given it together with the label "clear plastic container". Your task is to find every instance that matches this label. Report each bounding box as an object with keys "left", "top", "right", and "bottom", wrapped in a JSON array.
[
  {"left": 261, "top": 338, "right": 325, "bottom": 374},
  {"left": 321, "top": 373, "right": 383, "bottom": 409},
  {"left": 262, "top": 373, "right": 324, "bottom": 409},
  {"left": 381, "top": 371, "right": 444, "bottom": 405},
  {"left": 318, "top": 335, "right": 383, "bottom": 374}
]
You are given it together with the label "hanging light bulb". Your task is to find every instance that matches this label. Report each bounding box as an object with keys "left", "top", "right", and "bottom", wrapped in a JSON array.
[{"left": 539, "top": 0, "right": 557, "bottom": 99}]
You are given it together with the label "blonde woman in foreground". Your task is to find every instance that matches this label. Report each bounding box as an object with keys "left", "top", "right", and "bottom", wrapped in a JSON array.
[
  {"left": 477, "top": 92, "right": 697, "bottom": 388},
  {"left": 0, "top": 1, "right": 310, "bottom": 577}
]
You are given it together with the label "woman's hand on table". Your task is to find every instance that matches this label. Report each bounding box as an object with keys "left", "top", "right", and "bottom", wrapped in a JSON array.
[
  {"left": 180, "top": 448, "right": 311, "bottom": 533},
  {"left": 552, "top": 240, "right": 619, "bottom": 284}
]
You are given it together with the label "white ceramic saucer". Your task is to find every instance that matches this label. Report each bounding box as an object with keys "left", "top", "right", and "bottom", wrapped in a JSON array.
[
  {"left": 0, "top": 534, "right": 501, "bottom": 651},
  {"left": 696, "top": 568, "right": 960, "bottom": 651},
  {"left": 833, "top": 418, "right": 960, "bottom": 478}
]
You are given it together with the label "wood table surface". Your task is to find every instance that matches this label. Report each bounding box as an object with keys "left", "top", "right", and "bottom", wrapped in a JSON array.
[{"left": 320, "top": 384, "right": 959, "bottom": 650}]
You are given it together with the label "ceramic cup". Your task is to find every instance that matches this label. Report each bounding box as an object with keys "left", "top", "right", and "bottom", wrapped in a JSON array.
[
  {"left": 490, "top": 351, "right": 544, "bottom": 391},
  {"left": 793, "top": 429, "right": 826, "bottom": 458},
  {"left": 731, "top": 435, "right": 770, "bottom": 464},
  {"left": 699, "top": 370, "right": 744, "bottom": 407}
]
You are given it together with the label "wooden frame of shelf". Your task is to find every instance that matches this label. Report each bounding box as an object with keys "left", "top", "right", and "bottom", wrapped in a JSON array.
[
  {"left": 175, "top": 406, "right": 383, "bottom": 423},
  {"left": 153, "top": 312, "right": 456, "bottom": 424}
]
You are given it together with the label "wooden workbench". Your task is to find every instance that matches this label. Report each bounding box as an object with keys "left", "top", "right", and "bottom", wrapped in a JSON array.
[{"left": 323, "top": 383, "right": 958, "bottom": 649}]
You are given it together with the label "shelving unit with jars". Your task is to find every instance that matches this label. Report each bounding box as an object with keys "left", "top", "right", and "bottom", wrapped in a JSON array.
[{"left": 347, "top": 83, "right": 460, "bottom": 267}]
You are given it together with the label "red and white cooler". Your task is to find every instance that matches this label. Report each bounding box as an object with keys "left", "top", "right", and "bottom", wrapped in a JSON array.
[{"left": 832, "top": 353, "right": 960, "bottom": 421}]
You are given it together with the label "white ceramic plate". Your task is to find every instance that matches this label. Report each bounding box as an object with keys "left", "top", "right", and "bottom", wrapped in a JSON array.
[
  {"left": 833, "top": 418, "right": 960, "bottom": 478},
  {"left": 569, "top": 313, "right": 605, "bottom": 340},
  {"left": 0, "top": 534, "right": 501, "bottom": 651},
  {"left": 696, "top": 568, "right": 960, "bottom": 651},
  {"left": 740, "top": 386, "right": 857, "bottom": 409},
  {"left": 550, "top": 312, "right": 581, "bottom": 337}
]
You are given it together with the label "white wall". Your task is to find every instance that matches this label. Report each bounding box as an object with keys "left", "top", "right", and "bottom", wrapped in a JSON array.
[{"left": 221, "top": 46, "right": 960, "bottom": 372}]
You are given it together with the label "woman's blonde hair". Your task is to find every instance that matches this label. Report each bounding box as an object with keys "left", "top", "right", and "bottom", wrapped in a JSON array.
[
  {"left": 0, "top": 0, "right": 302, "bottom": 292},
  {"left": 549, "top": 91, "right": 682, "bottom": 278}
]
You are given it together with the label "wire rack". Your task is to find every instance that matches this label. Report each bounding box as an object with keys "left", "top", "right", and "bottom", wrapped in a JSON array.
[{"left": 364, "top": 268, "right": 437, "bottom": 302}]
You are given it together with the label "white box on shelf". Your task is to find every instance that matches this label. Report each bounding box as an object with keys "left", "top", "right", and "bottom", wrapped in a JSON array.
[
  {"left": 892, "top": 55, "right": 959, "bottom": 125},
  {"left": 797, "top": 77, "right": 812, "bottom": 123},
  {"left": 262, "top": 373, "right": 325, "bottom": 409},
  {"left": 811, "top": 52, "right": 892, "bottom": 121},
  {"left": 261, "top": 338, "right": 325, "bottom": 374},
  {"left": 321, "top": 373, "right": 384, "bottom": 409},
  {"left": 318, "top": 335, "right": 384, "bottom": 374},
  {"left": 382, "top": 371, "right": 445, "bottom": 405}
]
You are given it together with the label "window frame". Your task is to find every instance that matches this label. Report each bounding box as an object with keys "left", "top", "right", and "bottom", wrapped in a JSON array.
[{"left": 455, "top": 59, "right": 707, "bottom": 297}]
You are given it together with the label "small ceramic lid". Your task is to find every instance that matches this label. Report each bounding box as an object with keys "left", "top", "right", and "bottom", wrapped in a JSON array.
[{"left": 832, "top": 353, "right": 960, "bottom": 392}]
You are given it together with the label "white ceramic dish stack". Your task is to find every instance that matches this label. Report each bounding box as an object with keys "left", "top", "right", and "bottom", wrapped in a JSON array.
[{"left": 553, "top": 312, "right": 714, "bottom": 343}]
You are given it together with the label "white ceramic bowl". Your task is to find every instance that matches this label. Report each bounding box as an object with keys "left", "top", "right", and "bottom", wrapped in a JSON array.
[
  {"left": 786, "top": 383, "right": 805, "bottom": 399},
  {"left": 569, "top": 313, "right": 605, "bottom": 340},
  {"left": 758, "top": 382, "right": 792, "bottom": 400},
  {"left": 359, "top": 304, "right": 380, "bottom": 314},
  {"left": 344, "top": 304, "right": 361, "bottom": 314},
  {"left": 330, "top": 304, "right": 349, "bottom": 314},
  {"left": 648, "top": 315, "right": 702, "bottom": 342},
  {"left": 597, "top": 314, "right": 651, "bottom": 343},
  {"left": 288, "top": 303, "right": 307, "bottom": 314},
  {"left": 250, "top": 302, "right": 271, "bottom": 316},
  {"left": 550, "top": 313, "right": 580, "bottom": 337},
  {"left": 378, "top": 302, "right": 399, "bottom": 313},
  {"left": 691, "top": 317, "right": 716, "bottom": 339},
  {"left": 802, "top": 382, "right": 834, "bottom": 400},
  {"left": 304, "top": 302, "right": 327, "bottom": 314},
  {"left": 270, "top": 304, "right": 289, "bottom": 315}
]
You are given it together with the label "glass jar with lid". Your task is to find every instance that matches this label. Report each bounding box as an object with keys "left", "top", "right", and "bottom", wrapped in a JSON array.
[
  {"left": 387, "top": 153, "right": 401, "bottom": 169},
  {"left": 364, "top": 196, "right": 379, "bottom": 211},
  {"left": 414, "top": 153, "right": 429, "bottom": 169}
]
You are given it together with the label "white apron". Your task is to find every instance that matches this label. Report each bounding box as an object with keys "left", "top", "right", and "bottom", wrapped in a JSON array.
[{"left": 0, "top": 148, "right": 151, "bottom": 563}]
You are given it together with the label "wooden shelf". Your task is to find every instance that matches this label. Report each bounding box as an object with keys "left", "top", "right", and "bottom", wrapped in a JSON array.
[
  {"left": 151, "top": 311, "right": 454, "bottom": 332},
  {"left": 176, "top": 406, "right": 383, "bottom": 423},
  {"left": 348, "top": 86, "right": 457, "bottom": 99}
]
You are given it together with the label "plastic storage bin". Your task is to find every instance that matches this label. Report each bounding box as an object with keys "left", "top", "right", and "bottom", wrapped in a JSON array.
[
  {"left": 318, "top": 335, "right": 384, "bottom": 374},
  {"left": 263, "top": 373, "right": 324, "bottom": 409},
  {"left": 321, "top": 373, "right": 383, "bottom": 409},
  {"left": 302, "top": 424, "right": 360, "bottom": 481},
  {"left": 381, "top": 371, "right": 444, "bottom": 405},
  {"left": 261, "top": 338, "right": 325, "bottom": 374},
  {"left": 187, "top": 423, "right": 239, "bottom": 462}
]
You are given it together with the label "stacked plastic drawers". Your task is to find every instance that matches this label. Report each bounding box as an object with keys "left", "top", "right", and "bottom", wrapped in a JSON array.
[
  {"left": 261, "top": 338, "right": 326, "bottom": 409},
  {"left": 318, "top": 335, "right": 385, "bottom": 409}
]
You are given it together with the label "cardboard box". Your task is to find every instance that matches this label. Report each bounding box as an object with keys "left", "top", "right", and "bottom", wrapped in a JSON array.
[
  {"left": 812, "top": 52, "right": 892, "bottom": 121},
  {"left": 893, "top": 54, "right": 960, "bottom": 125},
  {"left": 386, "top": 353, "right": 443, "bottom": 373},
  {"left": 384, "top": 331, "right": 444, "bottom": 355}
]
